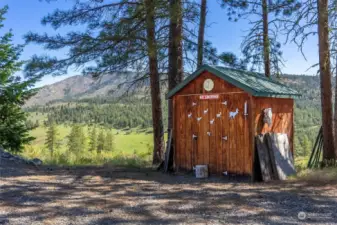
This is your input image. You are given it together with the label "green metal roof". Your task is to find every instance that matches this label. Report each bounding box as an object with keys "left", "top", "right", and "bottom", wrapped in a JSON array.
[{"left": 166, "top": 65, "right": 301, "bottom": 99}]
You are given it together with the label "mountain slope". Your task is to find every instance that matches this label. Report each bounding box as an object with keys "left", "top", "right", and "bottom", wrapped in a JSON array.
[
  {"left": 25, "top": 72, "right": 320, "bottom": 107},
  {"left": 25, "top": 72, "right": 137, "bottom": 107}
]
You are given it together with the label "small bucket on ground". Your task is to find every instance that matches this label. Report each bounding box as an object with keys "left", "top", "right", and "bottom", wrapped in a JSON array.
[{"left": 195, "top": 165, "right": 208, "bottom": 178}]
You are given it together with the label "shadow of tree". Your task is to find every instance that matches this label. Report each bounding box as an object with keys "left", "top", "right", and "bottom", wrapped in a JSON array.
[{"left": 1, "top": 164, "right": 337, "bottom": 224}]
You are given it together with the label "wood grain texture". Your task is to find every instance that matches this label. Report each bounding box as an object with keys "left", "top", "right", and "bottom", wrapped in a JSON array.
[
  {"left": 201, "top": 99, "right": 209, "bottom": 166},
  {"left": 191, "top": 95, "right": 199, "bottom": 167},
  {"left": 254, "top": 97, "right": 294, "bottom": 155},
  {"left": 209, "top": 99, "right": 217, "bottom": 173},
  {"left": 175, "top": 71, "right": 244, "bottom": 96},
  {"left": 171, "top": 72, "right": 294, "bottom": 176},
  {"left": 216, "top": 97, "right": 223, "bottom": 174},
  {"left": 185, "top": 96, "right": 193, "bottom": 170}
]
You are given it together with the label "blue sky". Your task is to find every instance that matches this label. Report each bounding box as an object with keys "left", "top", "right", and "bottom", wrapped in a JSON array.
[{"left": 2, "top": 0, "right": 318, "bottom": 87}]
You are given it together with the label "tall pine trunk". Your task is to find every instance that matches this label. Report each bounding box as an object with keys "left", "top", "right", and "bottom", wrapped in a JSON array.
[
  {"left": 145, "top": 0, "right": 165, "bottom": 164},
  {"left": 168, "top": 0, "right": 183, "bottom": 131},
  {"left": 262, "top": 0, "right": 271, "bottom": 78},
  {"left": 334, "top": 52, "right": 337, "bottom": 158},
  {"left": 317, "top": 0, "right": 336, "bottom": 162},
  {"left": 334, "top": 1, "right": 337, "bottom": 159},
  {"left": 197, "top": 0, "right": 207, "bottom": 67}
]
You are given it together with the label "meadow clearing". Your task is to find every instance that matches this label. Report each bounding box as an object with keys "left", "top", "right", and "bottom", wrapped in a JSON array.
[{"left": 22, "top": 113, "right": 157, "bottom": 167}]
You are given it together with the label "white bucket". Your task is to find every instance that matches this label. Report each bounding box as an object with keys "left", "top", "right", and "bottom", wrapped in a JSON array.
[{"left": 195, "top": 165, "right": 208, "bottom": 178}]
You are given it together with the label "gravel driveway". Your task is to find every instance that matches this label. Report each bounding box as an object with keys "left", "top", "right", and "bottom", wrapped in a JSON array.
[{"left": 0, "top": 163, "right": 337, "bottom": 225}]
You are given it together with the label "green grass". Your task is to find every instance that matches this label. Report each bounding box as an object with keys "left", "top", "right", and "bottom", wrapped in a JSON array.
[
  {"left": 22, "top": 124, "right": 154, "bottom": 167},
  {"left": 294, "top": 156, "right": 310, "bottom": 172}
]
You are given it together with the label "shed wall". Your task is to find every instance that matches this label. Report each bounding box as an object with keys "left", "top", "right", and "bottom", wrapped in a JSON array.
[
  {"left": 253, "top": 97, "right": 294, "bottom": 154},
  {"left": 173, "top": 72, "right": 253, "bottom": 175},
  {"left": 175, "top": 71, "right": 244, "bottom": 96}
]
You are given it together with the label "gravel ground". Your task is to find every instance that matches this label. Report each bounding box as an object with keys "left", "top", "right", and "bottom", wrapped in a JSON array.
[{"left": 0, "top": 162, "right": 337, "bottom": 225}]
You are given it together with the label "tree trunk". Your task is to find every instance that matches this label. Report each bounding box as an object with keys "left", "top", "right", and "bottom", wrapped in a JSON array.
[
  {"left": 334, "top": 3, "right": 337, "bottom": 159},
  {"left": 334, "top": 1, "right": 337, "bottom": 158},
  {"left": 145, "top": 0, "right": 165, "bottom": 164},
  {"left": 168, "top": 0, "right": 183, "bottom": 131},
  {"left": 262, "top": 0, "right": 271, "bottom": 78},
  {"left": 197, "top": 0, "right": 207, "bottom": 67},
  {"left": 317, "top": 0, "right": 336, "bottom": 162}
]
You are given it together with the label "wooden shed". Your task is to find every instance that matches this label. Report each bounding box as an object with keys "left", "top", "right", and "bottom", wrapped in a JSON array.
[{"left": 166, "top": 65, "right": 300, "bottom": 178}]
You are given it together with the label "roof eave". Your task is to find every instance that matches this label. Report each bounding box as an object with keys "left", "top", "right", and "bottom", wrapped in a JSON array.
[
  {"left": 254, "top": 92, "right": 302, "bottom": 99},
  {"left": 166, "top": 64, "right": 301, "bottom": 99},
  {"left": 166, "top": 65, "right": 257, "bottom": 99}
]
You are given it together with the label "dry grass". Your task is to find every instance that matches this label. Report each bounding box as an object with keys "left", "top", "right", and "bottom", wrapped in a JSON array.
[{"left": 296, "top": 168, "right": 337, "bottom": 183}]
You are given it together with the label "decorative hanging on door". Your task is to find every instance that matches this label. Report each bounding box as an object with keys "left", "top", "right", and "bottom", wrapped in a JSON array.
[
  {"left": 229, "top": 108, "right": 239, "bottom": 119},
  {"left": 188, "top": 113, "right": 192, "bottom": 118},
  {"left": 263, "top": 108, "right": 272, "bottom": 126},
  {"left": 222, "top": 101, "right": 227, "bottom": 105},
  {"left": 244, "top": 101, "right": 248, "bottom": 117},
  {"left": 192, "top": 102, "right": 197, "bottom": 106},
  {"left": 197, "top": 117, "right": 202, "bottom": 122},
  {"left": 210, "top": 119, "right": 215, "bottom": 124},
  {"left": 216, "top": 112, "right": 221, "bottom": 118},
  {"left": 204, "top": 109, "right": 208, "bottom": 114}
]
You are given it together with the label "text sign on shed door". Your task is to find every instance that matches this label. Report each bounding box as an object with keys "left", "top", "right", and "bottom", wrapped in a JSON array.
[{"left": 199, "top": 94, "right": 219, "bottom": 100}]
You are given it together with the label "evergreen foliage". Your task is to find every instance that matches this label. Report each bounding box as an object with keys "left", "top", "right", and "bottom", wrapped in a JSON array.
[
  {"left": 97, "top": 130, "right": 105, "bottom": 154},
  {"left": 0, "top": 6, "right": 37, "bottom": 153},
  {"left": 45, "top": 122, "right": 59, "bottom": 157},
  {"left": 104, "top": 130, "right": 115, "bottom": 152},
  {"left": 67, "top": 124, "right": 86, "bottom": 154},
  {"left": 220, "top": 0, "right": 301, "bottom": 75},
  {"left": 88, "top": 126, "right": 98, "bottom": 152}
]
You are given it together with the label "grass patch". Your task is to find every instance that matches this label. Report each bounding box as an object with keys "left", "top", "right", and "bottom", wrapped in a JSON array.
[
  {"left": 22, "top": 125, "right": 154, "bottom": 167},
  {"left": 294, "top": 156, "right": 310, "bottom": 172},
  {"left": 295, "top": 167, "right": 337, "bottom": 183}
]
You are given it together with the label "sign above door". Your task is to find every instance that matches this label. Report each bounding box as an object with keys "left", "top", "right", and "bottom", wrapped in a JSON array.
[{"left": 199, "top": 94, "right": 219, "bottom": 100}]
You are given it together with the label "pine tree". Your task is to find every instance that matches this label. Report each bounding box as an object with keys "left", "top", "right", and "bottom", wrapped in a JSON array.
[
  {"left": 283, "top": 0, "right": 337, "bottom": 162},
  {"left": 0, "top": 6, "right": 37, "bottom": 153},
  {"left": 24, "top": 0, "right": 167, "bottom": 164},
  {"left": 317, "top": 0, "right": 335, "bottom": 161},
  {"left": 45, "top": 122, "right": 58, "bottom": 157},
  {"left": 67, "top": 124, "right": 86, "bottom": 154},
  {"left": 97, "top": 130, "right": 105, "bottom": 154},
  {"left": 197, "top": 0, "right": 207, "bottom": 67},
  {"left": 104, "top": 130, "right": 114, "bottom": 152},
  {"left": 89, "top": 126, "right": 97, "bottom": 152},
  {"left": 221, "top": 0, "right": 301, "bottom": 76},
  {"left": 302, "top": 135, "right": 311, "bottom": 156}
]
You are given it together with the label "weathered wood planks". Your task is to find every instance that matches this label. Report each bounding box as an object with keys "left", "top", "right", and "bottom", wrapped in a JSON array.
[{"left": 172, "top": 72, "right": 294, "bottom": 177}]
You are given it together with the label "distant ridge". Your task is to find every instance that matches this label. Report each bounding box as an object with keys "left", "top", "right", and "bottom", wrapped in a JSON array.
[
  {"left": 25, "top": 72, "right": 320, "bottom": 107},
  {"left": 24, "top": 72, "right": 140, "bottom": 107}
]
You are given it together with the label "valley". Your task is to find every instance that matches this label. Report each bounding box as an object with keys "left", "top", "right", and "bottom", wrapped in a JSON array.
[{"left": 22, "top": 73, "right": 322, "bottom": 170}]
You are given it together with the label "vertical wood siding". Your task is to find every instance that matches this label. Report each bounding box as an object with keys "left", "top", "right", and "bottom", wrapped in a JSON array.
[
  {"left": 172, "top": 72, "right": 294, "bottom": 176},
  {"left": 254, "top": 97, "right": 294, "bottom": 154}
]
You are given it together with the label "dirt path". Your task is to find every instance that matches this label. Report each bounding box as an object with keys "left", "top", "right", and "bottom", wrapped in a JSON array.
[{"left": 0, "top": 164, "right": 337, "bottom": 225}]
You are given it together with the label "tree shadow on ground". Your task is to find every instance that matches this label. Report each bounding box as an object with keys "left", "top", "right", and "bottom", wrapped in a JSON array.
[{"left": 1, "top": 164, "right": 337, "bottom": 224}]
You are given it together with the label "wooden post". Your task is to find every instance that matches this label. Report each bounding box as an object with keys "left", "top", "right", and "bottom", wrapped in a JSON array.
[{"left": 249, "top": 95, "right": 256, "bottom": 182}]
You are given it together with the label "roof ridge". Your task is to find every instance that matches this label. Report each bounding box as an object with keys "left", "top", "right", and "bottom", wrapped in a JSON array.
[
  {"left": 166, "top": 64, "right": 300, "bottom": 99},
  {"left": 210, "top": 65, "right": 287, "bottom": 86}
]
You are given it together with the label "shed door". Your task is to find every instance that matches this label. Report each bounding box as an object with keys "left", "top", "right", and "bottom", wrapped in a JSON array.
[{"left": 176, "top": 93, "right": 249, "bottom": 175}]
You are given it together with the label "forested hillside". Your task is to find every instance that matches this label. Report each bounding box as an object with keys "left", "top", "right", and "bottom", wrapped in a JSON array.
[{"left": 24, "top": 73, "right": 321, "bottom": 160}]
